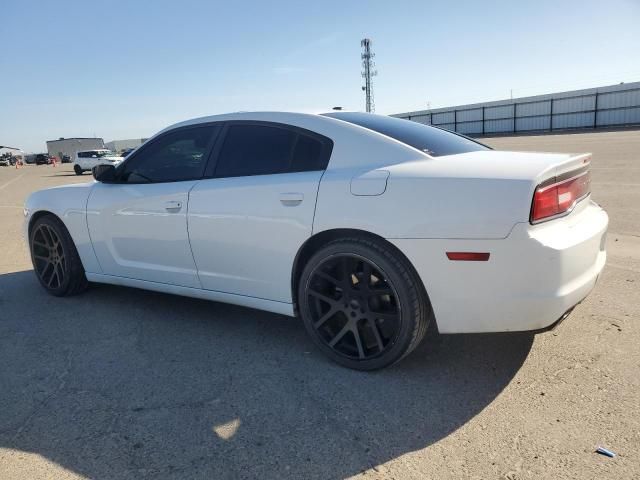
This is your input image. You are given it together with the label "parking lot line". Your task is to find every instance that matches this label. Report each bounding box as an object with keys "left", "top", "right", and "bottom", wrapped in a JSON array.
[{"left": 0, "top": 173, "right": 25, "bottom": 190}]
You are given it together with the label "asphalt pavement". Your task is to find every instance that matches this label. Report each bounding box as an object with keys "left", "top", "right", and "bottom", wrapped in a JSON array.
[{"left": 1, "top": 130, "right": 639, "bottom": 479}]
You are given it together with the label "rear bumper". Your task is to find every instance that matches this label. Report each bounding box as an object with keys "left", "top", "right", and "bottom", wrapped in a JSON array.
[{"left": 390, "top": 200, "right": 608, "bottom": 333}]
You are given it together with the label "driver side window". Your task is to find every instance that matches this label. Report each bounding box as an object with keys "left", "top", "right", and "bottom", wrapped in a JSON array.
[{"left": 119, "top": 125, "right": 219, "bottom": 183}]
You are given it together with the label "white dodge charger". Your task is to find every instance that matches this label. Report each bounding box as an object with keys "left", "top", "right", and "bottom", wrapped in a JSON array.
[{"left": 24, "top": 112, "right": 608, "bottom": 370}]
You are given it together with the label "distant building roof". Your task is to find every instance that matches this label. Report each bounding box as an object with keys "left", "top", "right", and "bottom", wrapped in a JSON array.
[{"left": 46, "top": 137, "right": 104, "bottom": 143}]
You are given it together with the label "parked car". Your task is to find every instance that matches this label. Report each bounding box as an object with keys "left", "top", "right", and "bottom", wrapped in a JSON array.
[
  {"left": 120, "top": 148, "right": 136, "bottom": 157},
  {"left": 35, "top": 154, "right": 52, "bottom": 165},
  {"left": 24, "top": 112, "right": 608, "bottom": 370},
  {"left": 61, "top": 154, "right": 72, "bottom": 163},
  {"left": 0, "top": 155, "right": 10, "bottom": 167},
  {"left": 73, "top": 149, "right": 122, "bottom": 175}
]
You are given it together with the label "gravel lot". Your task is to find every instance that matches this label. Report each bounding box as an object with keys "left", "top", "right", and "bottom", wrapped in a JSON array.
[{"left": 0, "top": 130, "right": 638, "bottom": 479}]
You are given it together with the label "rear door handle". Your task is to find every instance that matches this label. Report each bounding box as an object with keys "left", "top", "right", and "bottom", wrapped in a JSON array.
[
  {"left": 279, "top": 192, "right": 304, "bottom": 207},
  {"left": 164, "top": 200, "right": 182, "bottom": 212}
]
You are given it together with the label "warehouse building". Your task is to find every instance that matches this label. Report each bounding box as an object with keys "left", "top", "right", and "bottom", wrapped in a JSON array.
[
  {"left": 105, "top": 138, "right": 148, "bottom": 154},
  {"left": 393, "top": 81, "right": 640, "bottom": 136},
  {"left": 46, "top": 137, "right": 105, "bottom": 161}
]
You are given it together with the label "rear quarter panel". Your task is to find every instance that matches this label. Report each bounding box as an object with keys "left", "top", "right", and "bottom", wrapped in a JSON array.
[
  {"left": 314, "top": 164, "right": 534, "bottom": 240},
  {"left": 313, "top": 150, "right": 579, "bottom": 240}
]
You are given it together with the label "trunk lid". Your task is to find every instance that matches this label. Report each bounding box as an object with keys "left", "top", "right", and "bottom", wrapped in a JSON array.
[{"left": 393, "top": 150, "right": 591, "bottom": 186}]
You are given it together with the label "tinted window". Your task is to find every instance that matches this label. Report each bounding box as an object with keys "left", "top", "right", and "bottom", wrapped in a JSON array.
[
  {"left": 119, "top": 126, "right": 218, "bottom": 183},
  {"left": 215, "top": 125, "right": 296, "bottom": 177},
  {"left": 323, "top": 112, "right": 490, "bottom": 157},
  {"left": 291, "top": 134, "right": 325, "bottom": 172},
  {"left": 79, "top": 150, "right": 113, "bottom": 158}
]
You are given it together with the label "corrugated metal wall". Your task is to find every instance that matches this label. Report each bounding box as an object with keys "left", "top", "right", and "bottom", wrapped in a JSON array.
[
  {"left": 393, "top": 82, "right": 640, "bottom": 136},
  {"left": 46, "top": 138, "right": 105, "bottom": 160}
]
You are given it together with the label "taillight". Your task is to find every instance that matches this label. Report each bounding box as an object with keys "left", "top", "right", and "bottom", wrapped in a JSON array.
[{"left": 530, "top": 170, "right": 591, "bottom": 223}]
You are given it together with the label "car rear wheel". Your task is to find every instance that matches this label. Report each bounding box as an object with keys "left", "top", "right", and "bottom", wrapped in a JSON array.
[
  {"left": 29, "top": 215, "right": 88, "bottom": 296},
  {"left": 74, "top": 164, "right": 83, "bottom": 175},
  {"left": 298, "top": 237, "right": 431, "bottom": 370}
]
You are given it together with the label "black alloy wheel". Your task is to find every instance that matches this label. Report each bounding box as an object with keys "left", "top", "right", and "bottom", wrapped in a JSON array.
[
  {"left": 32, "top": 222, "right": 66, "bottom": 290},
  {"left": 306, "top": 254, "right": 401, "bottom": 360},
  {"left": 299, "top": 238, "right": 430, "bottom": 370},
  {"left": 29, "top": 215, "right": 88, "bottom": 296}
]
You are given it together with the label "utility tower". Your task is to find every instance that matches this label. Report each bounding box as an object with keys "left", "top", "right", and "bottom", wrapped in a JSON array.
[{"left": 361, "top": 38, "right": 377, "bottom": 113}]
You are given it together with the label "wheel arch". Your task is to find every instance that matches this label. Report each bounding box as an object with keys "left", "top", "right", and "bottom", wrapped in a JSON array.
[
  {"left": 28, "top": 209, "right": 60, "bottom": 236},
  {"left": 291, "top": 228, "right": 432, "bottom": 322},
  {"left": 27, "top": 207, "right": 101, "bottom": 274}
]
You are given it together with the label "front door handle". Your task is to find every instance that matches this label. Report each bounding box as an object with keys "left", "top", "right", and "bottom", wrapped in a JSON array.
[
  {"left": 164, "top": 200, "right": 182, "bottom": 212},
  {"left": 279, "top": 192, "right": 304, "bottom": 207}
]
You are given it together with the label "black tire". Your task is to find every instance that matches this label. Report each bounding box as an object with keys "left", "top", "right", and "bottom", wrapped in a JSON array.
[
  {"left": 298, "top": 237, "right": 431, "bottom": 370},
  {"left": 29, "top": 214, "right": 88, "bottom": 297},
  {"left": 74, "top": 164, "right": 83, "bottom": 175}
]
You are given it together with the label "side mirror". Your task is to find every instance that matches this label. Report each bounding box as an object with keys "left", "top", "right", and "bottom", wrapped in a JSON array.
[{"left": 93, "top": 164, "right": 116, "bottom": 182}]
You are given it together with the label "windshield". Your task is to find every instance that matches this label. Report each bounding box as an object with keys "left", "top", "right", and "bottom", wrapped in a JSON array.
[
  {"left": 95, "top": 150, "right": 115, "bottom": 157},
  {"left": 323, "top": 112, "right": 490, "bottom": 157},
  {"left": 78, "top": 150, "right": 116, "bottom": 158}
]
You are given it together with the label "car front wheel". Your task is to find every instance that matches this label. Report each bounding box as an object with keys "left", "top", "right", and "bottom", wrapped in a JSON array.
[
  {"left": 29, "top": 215, "right": 88, "bottom": 296},
  {"left": 74, "top": 164, "right": 83, "bottom": 175},
  {"left": 298, "top": 237, "right": 431, "bottom": 370}
]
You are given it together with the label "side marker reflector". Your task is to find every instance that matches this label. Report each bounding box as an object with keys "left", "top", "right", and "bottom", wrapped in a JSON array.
[{"left": 446, "top": 252, "right": 490, "bottom": 261}]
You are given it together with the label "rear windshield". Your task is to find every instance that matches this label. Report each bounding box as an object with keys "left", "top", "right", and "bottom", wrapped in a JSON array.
[{"left": 323, "top": 112, "right": 490, "bottom": 157}]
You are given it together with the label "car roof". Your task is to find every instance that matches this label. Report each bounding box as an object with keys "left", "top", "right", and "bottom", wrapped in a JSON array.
[
  {"left": 161, "top": 111, "right": 326, "bottom": 130},
  {"left": 151, "top": 111, "right": 433, "bottom": 170}
]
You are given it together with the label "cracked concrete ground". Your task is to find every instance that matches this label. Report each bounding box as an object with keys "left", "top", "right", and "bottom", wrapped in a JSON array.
[{"left": 0, "top": 129, "right": 639, "bottom": 479}]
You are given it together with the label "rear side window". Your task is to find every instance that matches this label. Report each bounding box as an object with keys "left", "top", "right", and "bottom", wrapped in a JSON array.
[
  {"left": 214, "top": 124, "right": 332, "bottom": 177},
  {"left": 323, "top": 112, "right": 490, "bottom": 157},
  {"left": 216, "top": 125, "right": 295, "bottom": 177},
  {"left": 291, "top": 134, "right": 325, "bottom": 172}
]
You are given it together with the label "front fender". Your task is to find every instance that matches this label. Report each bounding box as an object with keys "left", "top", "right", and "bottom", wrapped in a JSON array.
[{"left": 24, "top": 182, "right": 102, "bottom": 273}]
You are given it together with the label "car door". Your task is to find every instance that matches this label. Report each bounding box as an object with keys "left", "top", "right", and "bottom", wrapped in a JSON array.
[
  {"left": 85, "top": 151, "right": 99, "bottom": 170},
  {"left": 87, "top": 124, "right": 220, "bottom": 288},
  {"left": 76, "top": 151, "right": 90, "bottom": 170},
  {"left": 188, "top": 122, "right": 333, "bottom": 302},
  {"left": 78, "top": 151, "right": 99, "bottom": 170}
]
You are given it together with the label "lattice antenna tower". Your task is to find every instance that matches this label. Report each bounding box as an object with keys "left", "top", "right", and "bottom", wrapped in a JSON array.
[{"left": 361, "top": 38, "right": 377, "bottom": 113}]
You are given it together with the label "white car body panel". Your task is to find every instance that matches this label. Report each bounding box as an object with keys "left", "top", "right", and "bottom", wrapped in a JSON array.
[
  {"left": 314, "top": 150, "right": 591, "bottom": 240},
  {"left": 24, "top": 111, "right": 608, "bottom": 334},
  {"left": 390, "top": 200, "right": 607, "bottom": 333},
  {"left": 188, "top": 171, "right": 323, "bottom": 302},
  {"left": 86, "top": 181, "right": 201, "bottom": 288},
  {"left": 23, "top": 182, "right": 101, "bottom": 273}
]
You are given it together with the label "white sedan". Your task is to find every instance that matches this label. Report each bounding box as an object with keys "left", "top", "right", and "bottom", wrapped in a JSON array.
[{"left": 24, "top": 112, "right": 608, "bottom": 370}]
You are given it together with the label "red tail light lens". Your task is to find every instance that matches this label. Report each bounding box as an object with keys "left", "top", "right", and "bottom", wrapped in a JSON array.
[{"left": 531, "top": 170, "right": 591, "bottom": 223}]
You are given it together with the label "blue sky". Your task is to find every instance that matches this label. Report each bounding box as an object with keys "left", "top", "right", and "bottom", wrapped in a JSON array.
[{"left": 2, "top": 0, "right": 639, "bottom": 152}]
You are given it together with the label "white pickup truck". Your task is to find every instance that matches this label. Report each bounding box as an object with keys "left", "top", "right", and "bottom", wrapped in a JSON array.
[{"left": 73, "top": 150, "right": 123, "bottom": 175}]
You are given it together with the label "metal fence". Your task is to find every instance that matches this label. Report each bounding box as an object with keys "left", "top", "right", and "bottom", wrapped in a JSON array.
[{"left": 394, "top": 83, "right": 640, "bottom": 136}]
